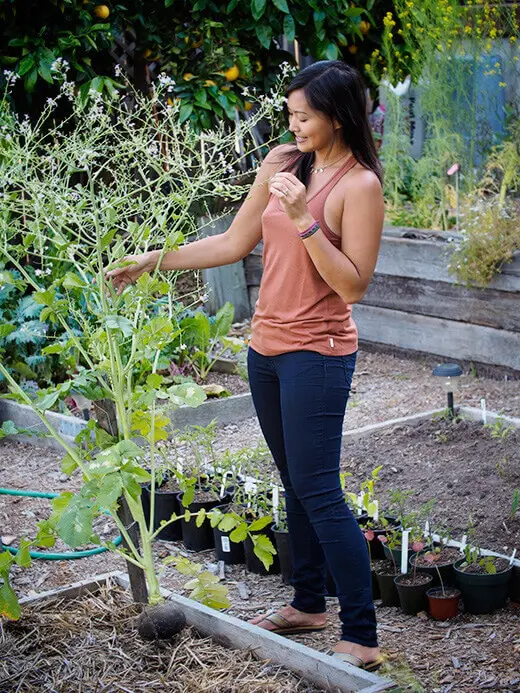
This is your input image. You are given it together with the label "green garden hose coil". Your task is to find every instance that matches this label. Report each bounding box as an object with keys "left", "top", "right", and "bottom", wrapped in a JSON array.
[{"left": 0, "top": 487, "right": 122, "bottom": 559}]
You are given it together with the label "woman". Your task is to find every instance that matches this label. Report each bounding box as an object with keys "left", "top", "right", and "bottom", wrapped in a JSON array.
[{"left": 107, "top": 60, "right": 384, "bottom": 671}]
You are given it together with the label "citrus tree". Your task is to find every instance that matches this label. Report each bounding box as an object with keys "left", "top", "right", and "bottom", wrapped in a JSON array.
[{"left": 1, "top": 0, "right": 390, "bottom": 127}]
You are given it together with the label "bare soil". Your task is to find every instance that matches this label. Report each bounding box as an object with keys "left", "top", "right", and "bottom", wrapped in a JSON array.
[{"left": 339, "top": 416, "right": 520, "bottom": 554}]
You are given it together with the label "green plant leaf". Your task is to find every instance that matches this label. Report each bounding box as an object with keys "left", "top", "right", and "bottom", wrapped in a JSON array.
[
  {"left": 62, "top": 272, "right": 86, "bottom": 290},
  {"left": 212, "top": 301, "right": 234, "bottom": 339},
  {"left": 0, "top": 574, "right": 21, "bottom": 620},
  {"left": 61, "top": 453, "right": 78, "bottom": 476},
  {"left": 0, "top": 324, "right": 16, "bottom": 339},
  {"left": 14, "top": 539, "right": 32, "bottom": 568},
  {"left": 283, "top": 14, "right": 296, "bottom": 41},
  {"left": 272, "top": 0, "right": 289, "bottom": 13},
  {"left": 33, "top": 390, "right": 60, "bottom": 412},
  {"left": 57, "top": 502, "right": 95, "bottom": 548},
  {"left": 104, "top": 315, "right": 133, "bottom": 337},
  {"left": 255, "top": 24, "right": 273, "bottom": 49},
  {"left": 97, "top": 473, "right": 123, "bottom": 509},
  {"left": 248, "top": 516, "right": 272, "bottom": 532},
  {"left": 195, "top": 508, "right": 207, "bottom": 528},
  {"left": 229, "top": 522, "right": 248, "bottom": 543},
  {"left": 218, "top": 514, "right": 239, "bottom": 532},
  {"left": 251, "top": 0, "right": 267, "bottom": 21}
]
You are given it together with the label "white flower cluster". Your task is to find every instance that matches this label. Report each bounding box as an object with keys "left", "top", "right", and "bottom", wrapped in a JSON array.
[
  {"left": 280, "top": 61, "right": 297, "bottom": 78},
  {"left": 50, "top": 58, "right": 70, "bottom": 77},
  {"left": 3, "top": 70, "right": 20, "bottom": 87},
  {"left": 158, "top": 73, "right": 176, "bottom": 93}
]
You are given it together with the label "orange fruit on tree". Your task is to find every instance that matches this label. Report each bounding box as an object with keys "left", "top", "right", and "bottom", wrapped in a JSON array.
[
  {"left": 223, "top": 64, "right": 240, "bottom": 81},
  {"left": 183, "top": 73, "right": 195, "bottom": 81},
  {"left": 204, "top": 79, "right": 217, "bottom": 87},
  {"left": 347, "top": 45, "right": 358, "bottom": 54},
  {"left": 93, "top": 4, "right": 110, "bottom": 19},
  {"left": 360, "top": 20, "right": 370, "bottom": 35}
]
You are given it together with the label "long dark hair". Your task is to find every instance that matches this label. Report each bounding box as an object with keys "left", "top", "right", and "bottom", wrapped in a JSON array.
[{"left": 283, "top": 60, "right": 382, "bottom": 186}]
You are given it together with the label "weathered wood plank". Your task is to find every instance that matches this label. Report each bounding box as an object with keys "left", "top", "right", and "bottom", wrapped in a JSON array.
[
  {"left": 375, "top": 236, "right": 520, "bottom": 292},
  {"left": 114, "top": 574, "right": 393, "bottom": 693},
  {"left": 244, "top": 253, "right": 263, "bottom": 286},
  {"left": 353, "top": 305, "right": 520, "bottom": 371},
  {"left": 20, "top": 572, "right": 122, "bottom": 606},
  {"left": 362, "top": 274, "right": 520, "bottom": 331},
  {"left": 199, "top": 215, "right": 251, "bottom": 321}
]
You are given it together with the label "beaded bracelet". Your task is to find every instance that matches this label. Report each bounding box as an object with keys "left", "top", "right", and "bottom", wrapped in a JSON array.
[{"left": 298, "top": 220, "right": 320, "bottom": 240}]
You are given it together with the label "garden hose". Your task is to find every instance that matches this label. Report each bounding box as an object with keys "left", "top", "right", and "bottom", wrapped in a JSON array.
[{"left": 0, "top": 487, "right": 122, "bottom": 559}]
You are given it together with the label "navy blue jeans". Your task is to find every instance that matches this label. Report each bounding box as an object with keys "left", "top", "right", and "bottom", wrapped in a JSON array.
[{"left": 247, "top": 347, "right": 378, "bottom": 647}]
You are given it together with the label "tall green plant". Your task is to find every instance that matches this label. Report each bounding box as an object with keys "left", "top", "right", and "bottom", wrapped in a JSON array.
[{"left": 0, "top": 66, "right": 287, "bottom": 617}]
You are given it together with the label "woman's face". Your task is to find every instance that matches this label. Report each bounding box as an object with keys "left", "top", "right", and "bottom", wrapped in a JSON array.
[{"left": 287, "top": 89, "right": 338, "bottom": 153}]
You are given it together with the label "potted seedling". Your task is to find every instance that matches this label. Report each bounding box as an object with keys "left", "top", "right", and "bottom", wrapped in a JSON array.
[
  {"left": 424, "top": 547, "right": 462, "bottom": 620},
  {"left": 393, "top": 535, "right": 434, "bottom": 615},
  {"left": 454, "top": 542, "right": 513, "bottom": 614},
  {"left": 410, "top": 526, "right": 461, "bottom": 590},
  {"left": 346, "top": 466, "right": 398, "bottom": 560}
]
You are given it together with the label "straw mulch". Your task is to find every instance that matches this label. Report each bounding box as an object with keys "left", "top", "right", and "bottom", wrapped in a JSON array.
[{"left": 0, "top": 583, "right": 327, "bottom": 693}]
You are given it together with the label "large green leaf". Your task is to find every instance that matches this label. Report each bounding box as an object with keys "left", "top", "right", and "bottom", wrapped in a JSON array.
[
  {"left": 248, "top": 516, "right": 272, "bottom": 532},
  {"left": 283, "top": 14, "right": 296, "bottom": 41},
  {"left": 251, "top": 0, "right": 267, "bottom": 21},
  {"left": 57, "top": 502, "right": 95, "bottom": 548},
  {"left": 33, "top": 389, "right": 60, "bottom": 412},
  {"left": 255, "top": 24, "right": 273, "bottom": 49},
  {"left": 97, "top": 473, "right": 123, "bottom": 509},
  {"left": 212, "top": 301, "right": 234, "bottom": 339},
  {"left": 272, "top": 0, "right": 289, "bottom": 13},
  {"left": 104, "top": 315, "right": 133, "bottom": 337},
  {"left": 168, "top": 382, "right": 206, "bottom": 409},
  {"left": 0, "top": 574, "right": 21, "bottom": 620}
]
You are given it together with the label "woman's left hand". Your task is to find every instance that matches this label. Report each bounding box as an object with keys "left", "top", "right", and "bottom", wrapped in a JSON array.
[{"left": 269, "top": 172, "right": 309, "bottom": 223}]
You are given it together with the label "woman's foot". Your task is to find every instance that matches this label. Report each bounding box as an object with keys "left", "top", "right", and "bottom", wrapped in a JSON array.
[
  {"left": 249, "top": 605, "right": 327, "bottom": 633},
  {"left": 332, "top": 640, "right": 382, "bottom": 669}
]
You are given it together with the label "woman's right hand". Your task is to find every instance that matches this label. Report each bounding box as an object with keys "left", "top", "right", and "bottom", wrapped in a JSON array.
[{"left": 105, "top": 251, "right": 158, "bottom": 295}]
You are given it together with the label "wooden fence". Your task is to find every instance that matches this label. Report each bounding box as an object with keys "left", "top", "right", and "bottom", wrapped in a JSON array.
[{"left": 202, "top": 220, "right": 520, "bottom": 372}]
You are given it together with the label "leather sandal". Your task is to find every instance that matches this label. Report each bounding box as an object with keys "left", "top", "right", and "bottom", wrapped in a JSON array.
[
  {"left": 253, "top": 611, "right": 327, "bottom": 635},
  {"left": 331, "top": 651, "right": 385, "bottom": 671}
]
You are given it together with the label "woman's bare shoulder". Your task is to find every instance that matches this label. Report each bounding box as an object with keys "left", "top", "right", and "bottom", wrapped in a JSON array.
[
  {"left": 344, "top": 163, "right": 382, "bottom": 194},
  {"left": 264, "top": 142, "right": 298, "bottom": 165}
]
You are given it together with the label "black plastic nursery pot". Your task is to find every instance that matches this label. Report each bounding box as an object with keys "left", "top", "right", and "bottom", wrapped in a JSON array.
[
  {"left": 427, "top": 587, "right": 461, "bottom": 620},
  {"left": 375, "top": 569, "right": 400, "bottom": 607},
  {"left": 510, "top": 565, "right": 520, "bottom": 604},
  {"left": 383, "top": 544, "right": 413, "bottom": 571},
  {"left": 244, "top": 524, "right": 280, "bottom": 576},
  {"left": 178, "top": 491, "right": 232, "bottom": 552},
  {"left": 141, "top": 476, "right": 183, "bottom": 542},
  {"left": 213, "top": 506, "right": 246, "bottom": 565},
  {"left": 409, "top": 548, "right": 460, "bottom": 589},
  {"left": 394, "top": 573, "right": 433, "bottom": 615},
  {"left": 358, "top": 516, "right": 399, "bottom": 561},
  {"left": 273, "top": 527, "right": 292, "bottom": 585},
  {"left": 454, "top": 558, "right": 512, "bottom": 614}
]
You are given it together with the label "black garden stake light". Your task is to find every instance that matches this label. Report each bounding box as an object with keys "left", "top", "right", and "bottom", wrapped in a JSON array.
[{"left": 432, "top": 363, "right": 463, "bottom": 418}]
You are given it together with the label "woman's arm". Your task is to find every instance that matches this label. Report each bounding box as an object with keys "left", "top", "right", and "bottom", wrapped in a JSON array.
[
  {"left": 106, "top": 145, "right": 290, "bottom": 292},
  {"left": 269, "top": 169, "right": 384, "bottom": 304}
]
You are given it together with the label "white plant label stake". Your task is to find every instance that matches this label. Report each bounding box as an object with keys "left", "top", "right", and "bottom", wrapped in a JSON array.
[
  {"left": 480, "top": 398, "right": 487, "bottom": 425},
  {"left": 272, "top": 485, "right": 279, "bottom": 526},
  {"left": 401, "top": 530, "right": 410, "bottom": 574},
  {"left": 373, "top": 500, "right": 379, "bottom": 523},
  {"left": 357, "top": 493, "right": 363, "bottom": 516},
  {"left": 460, "top": 534, "right": 467, "bottom": 550},
  {"left": 509, "top": 548, "right": 517, "bottom": 566}
]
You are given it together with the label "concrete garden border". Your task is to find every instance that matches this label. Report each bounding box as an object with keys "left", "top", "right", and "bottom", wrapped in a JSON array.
[
  {"left": 18, "top": 570, "right": 393, "bottom": 693},
  {"left": 0, "top": 392, "right": 255, "bottom": 451}
]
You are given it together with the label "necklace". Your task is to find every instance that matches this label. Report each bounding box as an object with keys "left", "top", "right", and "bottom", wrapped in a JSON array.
[{"left": 310, "top": 152, "right": 351, "bottom": 174}]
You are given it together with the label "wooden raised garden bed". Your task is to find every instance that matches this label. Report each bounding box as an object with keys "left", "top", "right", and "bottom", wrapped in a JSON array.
[{"left": 241, "top": 226, "right": 520, "bottom": 372}]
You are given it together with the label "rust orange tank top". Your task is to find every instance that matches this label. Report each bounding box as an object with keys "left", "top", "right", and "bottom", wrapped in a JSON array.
[{"left": 250, "top": 155, "right": 359, "bottom": 357}]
